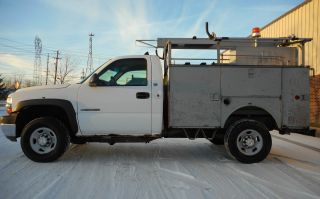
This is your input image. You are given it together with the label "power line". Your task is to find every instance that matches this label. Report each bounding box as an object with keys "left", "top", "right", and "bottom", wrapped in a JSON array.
[
  {"left": 0, "top": 37, "right": 35, "bottom": 47},
  {"left": 0, "top": 37, "right": 57, "bottom": 51},
  {"left": 0, "top": 36, "right": 112, "bottom": 83},
  {"left": 0, "top": 37, "right": 109, "bottom": 59},
  {"left": 0, "top": 72, "right": 82, "bottom": 78},
  {"left": 0, "top": 38, "right": 91, "bottom": 56}
]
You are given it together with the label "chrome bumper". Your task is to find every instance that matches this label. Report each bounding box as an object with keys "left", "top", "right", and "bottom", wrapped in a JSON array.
[{"left": 0, "top": 124, "right": 16, "bottom": 141}]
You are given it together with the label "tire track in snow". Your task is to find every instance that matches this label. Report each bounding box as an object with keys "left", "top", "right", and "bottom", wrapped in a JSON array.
[
  {"left": 272, "top": 135, "right": 320, "bottom": 153},
  {"left": 1, "top": 138, "right": 320, "bottom": 199},
  {"left": 272, "top": 157, "right": 320, "bottom": 197},
  {"left": 269, "top": 153, "right": 320, "bottom": 169},
  {"left": 1, "top": 143, "right": 88, "bottom": 199},
  {"left": 224, "top": 163, "right": 320, "bottom": 199}
]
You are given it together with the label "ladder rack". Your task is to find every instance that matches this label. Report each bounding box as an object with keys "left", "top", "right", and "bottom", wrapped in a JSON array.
[{"left": 156, "top": 37, "right": 312, "bottom": 49}]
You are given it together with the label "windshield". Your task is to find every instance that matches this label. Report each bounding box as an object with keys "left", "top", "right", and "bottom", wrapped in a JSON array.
[{"left": 78, "top": 60, "right": 111, "bottom": 84}]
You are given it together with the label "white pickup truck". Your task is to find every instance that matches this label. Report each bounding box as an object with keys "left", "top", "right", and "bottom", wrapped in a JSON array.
[{"left": 0, "top": 29, "right": 314, "bottom": 163}]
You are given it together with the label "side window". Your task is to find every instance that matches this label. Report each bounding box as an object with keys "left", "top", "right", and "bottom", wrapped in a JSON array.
[
  {"left": 99, "top": 70, "right": 117, "bottom": 82},
  {"left": 98, "top": 58, "right": 147, "bottom": 86},
  {"left": 117, "top": 70, "right": 147, "bottom": 86}
]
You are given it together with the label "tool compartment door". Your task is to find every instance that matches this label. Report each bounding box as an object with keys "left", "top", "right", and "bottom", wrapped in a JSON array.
[
  {"left": 282, "top": 68, "right": 310, "bottom": 128},
  {"left": 169, "top": 66, "right": 220, "bottom": 128}
]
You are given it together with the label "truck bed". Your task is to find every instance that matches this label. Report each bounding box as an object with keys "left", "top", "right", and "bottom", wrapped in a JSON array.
[{"left": 168, "top": 64, "right": 309, "bottom": 129}]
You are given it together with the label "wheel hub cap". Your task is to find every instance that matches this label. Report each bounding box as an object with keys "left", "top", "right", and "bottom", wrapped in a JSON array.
[
  {"left": 236, "top": 129, "right": 263, "bottom": 156},
  {"left": 38, "top": 136, "right": 48, "bottom": 146},
  {"left": 30, "top": 127, "right": 57, "bottom": 154},
  {"left": 243, "top": 136, "right": 255, "bottom": 147}
]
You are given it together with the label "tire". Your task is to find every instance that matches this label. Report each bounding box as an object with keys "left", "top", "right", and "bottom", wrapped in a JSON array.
[
  {"left": 208, "top": 129, "right": 225, "bottom": 145},
  {"left": 20, "top": 117, "right": 70, "bottom": 162},
  {"left": 224, "top": 119, "right": 272, "bottom": 164}
]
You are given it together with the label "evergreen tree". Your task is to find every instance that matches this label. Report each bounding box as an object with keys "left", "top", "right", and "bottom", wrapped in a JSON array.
[{"left": 0, "top": 74, "right": 7, "bottom": 99}]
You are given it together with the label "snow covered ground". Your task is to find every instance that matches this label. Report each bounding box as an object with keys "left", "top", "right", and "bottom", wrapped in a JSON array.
[{"left": 0, "top": 107, "right": 320, "bottom": 199}]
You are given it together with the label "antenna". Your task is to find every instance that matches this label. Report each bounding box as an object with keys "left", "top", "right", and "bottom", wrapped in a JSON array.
[
  {"left": 86, "top": 33, "right": 94, "bottom": 75},
  {"left": 33, "top": 36, "right": 42, "bottom": 85}
]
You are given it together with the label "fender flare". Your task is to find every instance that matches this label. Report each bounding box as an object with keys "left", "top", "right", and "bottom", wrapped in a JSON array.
[
  {"left": 222, "top": 106, "right": 278, "bottom": 130},
  {"left": 15, "top": 99, "right": 78, "bottom": 134}
]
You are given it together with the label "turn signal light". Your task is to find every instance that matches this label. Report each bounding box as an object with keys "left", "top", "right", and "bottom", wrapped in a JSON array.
[
  {"left": 6, "top": 96, "right": 12, "bottom": 114},
  {"left": 6, "top": 106, "right": 12, "bottom": 114}
]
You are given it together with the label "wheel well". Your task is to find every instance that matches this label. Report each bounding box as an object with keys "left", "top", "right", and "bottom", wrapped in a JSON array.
[
  {"left": 16, "top": 105, "right": 75, "bottom": 138},
  {"left": 224, "top": 106, "right": 278, "bottom": 131}
]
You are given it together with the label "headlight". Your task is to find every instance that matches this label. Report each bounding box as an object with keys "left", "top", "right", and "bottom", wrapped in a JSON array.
[{"left": 6, "top": 96, "right": 12, "bottom": 114}]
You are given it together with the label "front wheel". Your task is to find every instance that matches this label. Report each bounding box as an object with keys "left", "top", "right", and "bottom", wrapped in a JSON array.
[
  {"left": 21, "top": 117, "right": 70, "bottom": 162},
  {"left": 224, "top": 119, "right": 272, "bottom": 163}
]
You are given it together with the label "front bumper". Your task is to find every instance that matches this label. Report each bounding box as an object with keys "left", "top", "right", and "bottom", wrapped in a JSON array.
[
  {"left": 0, "top": 124, "right": 16, "bottom": 141},
  {"left": 0, "top": 114, "right": 17, "bottom": 142}
]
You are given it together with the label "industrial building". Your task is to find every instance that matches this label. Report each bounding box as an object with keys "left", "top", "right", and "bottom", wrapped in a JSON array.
[{"left": 260, "top": 0, "right": 320, "bottom": 128}]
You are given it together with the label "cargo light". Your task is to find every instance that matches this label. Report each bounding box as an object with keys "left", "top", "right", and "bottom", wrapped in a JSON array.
[{"left": 251, "top": 27, "right": 261, "bottom": 38}]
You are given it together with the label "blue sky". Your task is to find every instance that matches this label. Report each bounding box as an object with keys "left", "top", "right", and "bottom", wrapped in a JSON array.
[{"left": 0, "top": 0, "right": 303, "bottom": 82}]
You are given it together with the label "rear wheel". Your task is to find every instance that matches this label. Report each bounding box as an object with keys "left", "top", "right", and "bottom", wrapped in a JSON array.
[
  {"left": 224, "top": 119, "right": 272, "bottom": 163},
  {"left": 21, "top": 117, "right": 70, "bottom": 162}
]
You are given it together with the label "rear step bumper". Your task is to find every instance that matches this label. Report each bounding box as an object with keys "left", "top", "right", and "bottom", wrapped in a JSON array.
[{"left": 280, "top": 127, "right": 316, "bottom": 137}]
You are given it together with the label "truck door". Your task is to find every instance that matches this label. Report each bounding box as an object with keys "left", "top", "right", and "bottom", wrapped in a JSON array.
[{"left": 77, "top": 57, "right": 152, "bottom": 135}]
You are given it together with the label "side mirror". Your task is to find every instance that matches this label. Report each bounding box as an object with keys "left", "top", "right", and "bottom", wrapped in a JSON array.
[{"left": 89, "top": 73, "right": 99, "bottom": 87}]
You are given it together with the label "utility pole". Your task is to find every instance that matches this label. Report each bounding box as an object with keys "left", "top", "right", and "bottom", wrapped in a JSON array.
[
  {"left": 45, "top": 53, "right": 49, "bottom": 85},
  {"left": 86, "top": 33, "right": 94, "bottom": 76},
  {"left": 54, "top": 51, "right": 61, "bottom": 85}
]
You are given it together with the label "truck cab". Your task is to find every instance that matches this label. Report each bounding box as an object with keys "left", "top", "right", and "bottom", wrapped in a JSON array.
[{"left": 77, "top": 55, "right": 163, "bottom": 136}]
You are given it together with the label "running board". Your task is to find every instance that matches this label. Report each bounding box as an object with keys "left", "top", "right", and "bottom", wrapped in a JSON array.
[{"left": 71, "top": 135, "right": 161, "bottom": 145}]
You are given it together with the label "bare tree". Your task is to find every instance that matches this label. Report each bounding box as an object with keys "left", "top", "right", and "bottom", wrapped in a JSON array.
[
  {"left": 55, "top": 55, "right": 74, "bottom": 84},
  {"left": 14, "top": 73, "right": 25, "bottom": 89}
]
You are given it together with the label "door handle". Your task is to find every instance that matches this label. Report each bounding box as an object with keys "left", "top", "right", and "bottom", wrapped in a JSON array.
[{"left": 136, "top": 92, "right": 150, "bottom": 99}]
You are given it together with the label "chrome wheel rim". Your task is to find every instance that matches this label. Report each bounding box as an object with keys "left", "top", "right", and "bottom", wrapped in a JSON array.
[
  {"left": 30, "top": 127, "right": 57, "bottom": 154},
  {"left": 236, "top": 129, "right": 263, "bottom": 156}
]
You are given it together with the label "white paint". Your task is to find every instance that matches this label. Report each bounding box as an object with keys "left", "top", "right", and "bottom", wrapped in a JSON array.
[
  {"left": 150, "top": 56, "right": 163, "bottom": 134},
  {"left": 78, "top": 55, "right": 153, "bottom": 135}
]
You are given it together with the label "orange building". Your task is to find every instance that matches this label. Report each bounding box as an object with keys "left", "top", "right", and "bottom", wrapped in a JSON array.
[{"left": 260, "top": 0, "right": 320, "bottom": 128}]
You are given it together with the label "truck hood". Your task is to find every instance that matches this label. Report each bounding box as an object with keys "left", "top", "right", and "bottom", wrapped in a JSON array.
[
  {"left": 14, "top": 84, "right": 71, "bottom": 93},
  {"left": 10, "top": 84, "right": 81, "bottom": 111}
]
